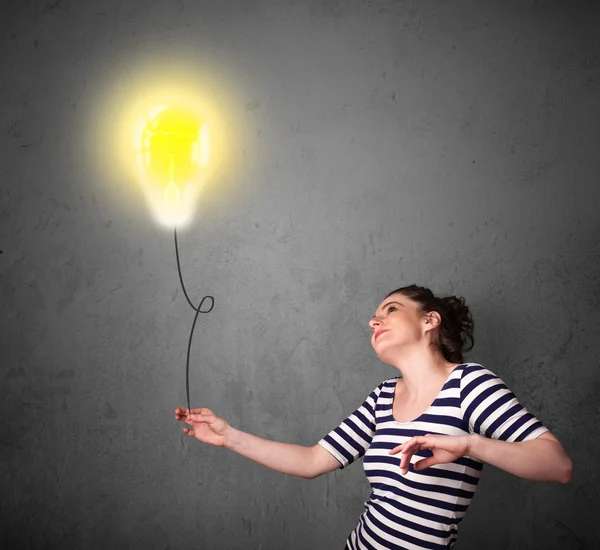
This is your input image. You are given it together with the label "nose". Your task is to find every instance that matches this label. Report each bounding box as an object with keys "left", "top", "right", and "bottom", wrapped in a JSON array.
[{"left": 369, "top": 318, "right": 381, "bottom": 331}]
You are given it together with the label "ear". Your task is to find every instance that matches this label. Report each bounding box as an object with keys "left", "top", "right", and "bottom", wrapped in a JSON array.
[{"left": 424, "top": 311, "right": 442, "bottom": 331}]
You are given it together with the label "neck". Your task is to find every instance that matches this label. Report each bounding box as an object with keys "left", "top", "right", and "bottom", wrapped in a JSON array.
[{"left": 390, "top": 346, "right": 459, "bottom": 398}]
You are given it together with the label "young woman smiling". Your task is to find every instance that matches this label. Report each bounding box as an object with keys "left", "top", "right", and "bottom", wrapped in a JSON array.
[{"left": 175, "top": 284, "right": 572, "bottom": 550}]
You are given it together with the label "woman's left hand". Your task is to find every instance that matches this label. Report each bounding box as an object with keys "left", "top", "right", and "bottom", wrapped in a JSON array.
[{"left": 389, "top": 435, "right": 473, "bottom": 475}]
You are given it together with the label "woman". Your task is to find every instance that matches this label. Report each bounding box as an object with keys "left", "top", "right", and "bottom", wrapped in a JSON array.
[{"left": 175, "top": 284, "right": 572, "bottom": 549}]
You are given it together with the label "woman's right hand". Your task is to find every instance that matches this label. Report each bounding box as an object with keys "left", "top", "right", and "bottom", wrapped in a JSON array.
[{"left": 174, "top": 407, "right": 230, "bottom": 447}]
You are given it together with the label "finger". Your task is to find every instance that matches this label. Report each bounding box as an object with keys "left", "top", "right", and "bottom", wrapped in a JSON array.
[
  {"left": 190, "top": 408, "right": 212, "bottom": 415},
  {"left": 409, "top": 436, "right": 426, "bottom": 447},
  {"left": 190, "top": 413, "right": 216, "bottom": 422},
  {"left": 389, "top": 445, "right": 404, "bottom": 455},
  {"left": 414, "top": 457, "right": 437, "bottom": 471},
  {"left": 400, "top": 445, "right": 422, "bottom": 475},
  {"left": 400, "top": 438, "right": 419, "bottom": 455},
  {"left": 406, "top": 437, "right": 435, "bottom": 456},
  {"left": 416, "top": 436, "right": 437, "bottom": 450},
  {"left": 401, "top": 459, "right": 411, "bottom": 476},
  {"left": 400, "top": 449, "right": 413, "bottom": 474}
]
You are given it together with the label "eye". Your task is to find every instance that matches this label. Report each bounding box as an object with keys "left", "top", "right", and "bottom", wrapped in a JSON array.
[{"left": 387, "top": 306, "right": 397, "bottom": 313}]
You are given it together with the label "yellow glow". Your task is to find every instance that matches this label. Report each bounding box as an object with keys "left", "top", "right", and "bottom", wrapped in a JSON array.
[
  {"left": 199, "top": 125, "right": 209, "bottom": 166},
  {"left": 88, "top": 58, "right": 247, "bottom": 230}
]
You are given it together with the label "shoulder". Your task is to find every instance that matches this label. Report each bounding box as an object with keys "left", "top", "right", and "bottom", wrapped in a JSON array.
[
  {"left": 380, "top": 377, "right": 400, "bottom": 391},
  {"left": 370, "top": 377, "right": 399, "bottom": 399},
  {"left": 458, "top": 363, "right": 509, "bottom": 398},
  {"left": 457, "top": 362, "right": 499, "bottom": 380}
]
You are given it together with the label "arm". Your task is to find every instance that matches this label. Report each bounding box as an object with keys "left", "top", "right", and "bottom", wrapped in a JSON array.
[
  {"left": 224, "top": 426, "right": 342, "bottom": 479},
  {"left": 176, "top": 380, "right": 384, "bottom": 479},
  {"left": 468, "top": 431, "right": 572, "bottom": 483},
  {"left": 391, "top": 431, "right": 572, "bottom": 483},
  {"left": 175, "top": 407, "right": 341, "bottom": 480}
]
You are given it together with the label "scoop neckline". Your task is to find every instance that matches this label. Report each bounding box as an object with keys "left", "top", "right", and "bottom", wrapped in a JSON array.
[{"left": 390, "top": 363, "right": 466, "bottom": 425}]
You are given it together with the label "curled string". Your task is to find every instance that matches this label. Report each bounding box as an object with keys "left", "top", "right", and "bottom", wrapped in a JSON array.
[{"left": 174, "top": 227, "right": 214, "bottom": 415}]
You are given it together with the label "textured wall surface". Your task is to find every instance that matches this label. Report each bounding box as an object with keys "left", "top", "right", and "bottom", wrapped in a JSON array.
[{"left": 1, "top": 0, "right": 599, "bottom": 548}]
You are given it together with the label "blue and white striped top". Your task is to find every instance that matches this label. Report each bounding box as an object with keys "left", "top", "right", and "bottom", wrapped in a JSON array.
[{"left": 318, "top": 363, "right": 549, "bottom": 550}]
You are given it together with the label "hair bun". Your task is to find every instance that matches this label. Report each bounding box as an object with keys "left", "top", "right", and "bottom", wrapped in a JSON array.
[{"left": 441, "top": 295, "right": 474, "bottom": 351}]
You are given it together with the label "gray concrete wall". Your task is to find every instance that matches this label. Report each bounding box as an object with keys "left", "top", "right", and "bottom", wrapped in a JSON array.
[{"left": 1, "top": 0, "right": 599, "bottom": 548}]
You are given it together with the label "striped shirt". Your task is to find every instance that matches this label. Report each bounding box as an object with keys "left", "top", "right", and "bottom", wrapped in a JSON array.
[{"left": 318, "top": 363, "right": 549, "bottom": 550}]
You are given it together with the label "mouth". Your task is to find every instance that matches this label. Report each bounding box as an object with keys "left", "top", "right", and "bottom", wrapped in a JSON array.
[{"left": 375, "top": 329, "right": 389, "bottom": 341}]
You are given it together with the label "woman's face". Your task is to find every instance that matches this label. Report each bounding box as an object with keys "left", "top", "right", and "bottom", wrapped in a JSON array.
[{"left": 368, "top": 293, "right": 430, "bottom": 360}]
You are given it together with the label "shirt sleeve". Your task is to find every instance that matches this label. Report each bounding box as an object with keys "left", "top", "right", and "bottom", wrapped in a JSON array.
[
  {"left": 460, "top": 364, "right": 549, "bottom": 442},
  {"left": 317, "top": 382, "right": 385, "bottom": 469}
]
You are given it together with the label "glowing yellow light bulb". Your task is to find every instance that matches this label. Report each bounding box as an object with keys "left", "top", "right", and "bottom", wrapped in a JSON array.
[
  {"left": 134, "top": 101, "right": 210, "bottom": 227},
  {"left": 164, "top": 155, "right": 181, "bottom": 217}
]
